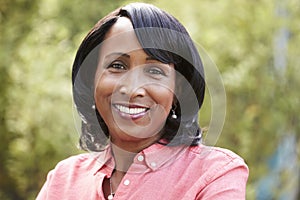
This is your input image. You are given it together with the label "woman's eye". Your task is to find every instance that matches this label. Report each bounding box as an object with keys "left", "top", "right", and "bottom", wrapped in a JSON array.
[
  {"left": 107, "top": 62, "right": 126, "bottom": 71},
  {"left": 147, "top": 67, "right": 166, "bottom": 76}
]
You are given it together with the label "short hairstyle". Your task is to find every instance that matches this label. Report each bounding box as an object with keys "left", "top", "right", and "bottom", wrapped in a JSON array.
[{"left": 72, "top": 3, "right": 205, "bottom": 151}]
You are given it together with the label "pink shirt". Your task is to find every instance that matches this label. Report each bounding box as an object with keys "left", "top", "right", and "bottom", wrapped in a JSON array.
[{"left": 36, "top": 143, "right": 248, "bottom": 199}]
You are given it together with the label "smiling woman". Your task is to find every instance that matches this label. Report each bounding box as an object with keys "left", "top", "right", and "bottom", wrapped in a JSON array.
[
  {"left": 94, "top": 19, "right": 176, "bottom": 150},
  {"left": 36, "top": 2, "right": 248, "bottom": 200}
]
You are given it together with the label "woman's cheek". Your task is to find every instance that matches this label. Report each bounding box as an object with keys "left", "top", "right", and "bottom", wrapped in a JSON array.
[
  {"left": 150, "top": 87, "right": 174, "bottom": 110},
  {"left": 95, "top": 75, "right": 117, "bottom": 96}
]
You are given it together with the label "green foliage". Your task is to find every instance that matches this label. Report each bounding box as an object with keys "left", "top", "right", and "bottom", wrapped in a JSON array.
[{"left": 0, "top": 0, "right": 299, "bottom": 199}]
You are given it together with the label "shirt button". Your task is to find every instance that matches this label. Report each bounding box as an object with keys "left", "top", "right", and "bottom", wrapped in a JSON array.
[
  {"left": 123, "top": 179, "right": 130, "bottom": 186},
  {"left": 150, "top": 162, "right": 157, "bottom": 167},
  {"left": 137, "top": 155, "right": 144, "bottom": 162}
]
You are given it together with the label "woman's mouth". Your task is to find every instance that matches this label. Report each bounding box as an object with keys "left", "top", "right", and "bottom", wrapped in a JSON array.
[{"left": 114, "top": 104, "right": 149, "bottom": 119}]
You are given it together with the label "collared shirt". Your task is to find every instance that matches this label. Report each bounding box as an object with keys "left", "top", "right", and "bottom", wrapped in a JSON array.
[{"left": 36, "top": 143, "right": 249, "bottom": 200}]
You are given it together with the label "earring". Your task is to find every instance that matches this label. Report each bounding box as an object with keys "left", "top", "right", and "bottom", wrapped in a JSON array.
[
  {"left": 92, "top": 104, "right": 96, "bottom": 110},
  {"left": 171, "top": 109, "right": 177, "bottom": 119}
]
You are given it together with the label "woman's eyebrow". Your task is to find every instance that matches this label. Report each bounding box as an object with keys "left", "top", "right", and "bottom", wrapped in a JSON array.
[
  {"left": 104, "top": 52, "right": 130, "bottom": 59},
  {"left": 104, "top": 52, "right": 158, "bottom": 62}
]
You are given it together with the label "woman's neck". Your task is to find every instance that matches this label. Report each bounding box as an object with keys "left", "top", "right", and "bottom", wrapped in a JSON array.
[
  {"left": 109, "top": 133, "right": 160, "bottom": 171},
  {"left": 111, "top": 143, "right": 137, "bottom": 172},
  {"left": 110, "top": 134, "right": 160, "bottom": 153}
]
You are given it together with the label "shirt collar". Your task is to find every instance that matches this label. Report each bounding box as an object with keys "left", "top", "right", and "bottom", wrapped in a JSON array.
[
  {"left": 141, "top": 143, "right": 188, "bottom": 171},
  {"left": 92, "top": 142, "right": 189, "bottom": 174},
  {"left": 91, "top": 145, "right": 114, "bottom": 175}
]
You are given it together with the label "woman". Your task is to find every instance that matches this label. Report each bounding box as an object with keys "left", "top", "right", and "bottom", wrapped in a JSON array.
[{"left": 37, "top": 3, "right": 248, "bottom": 200}]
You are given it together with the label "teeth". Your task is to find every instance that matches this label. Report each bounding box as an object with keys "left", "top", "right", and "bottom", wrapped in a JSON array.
[{"left": 115, "top": 105, "right": 147, "bottom": 115}]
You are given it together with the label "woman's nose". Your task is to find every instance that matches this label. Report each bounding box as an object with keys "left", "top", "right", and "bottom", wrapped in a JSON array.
[{"left": 118, "top": 70, "right": 146, "bottom": 98}]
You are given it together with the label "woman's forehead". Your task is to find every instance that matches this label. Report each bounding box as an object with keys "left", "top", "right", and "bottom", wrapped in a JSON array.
[
  {"left": 104, "top": 17, "right": 133, "bottom": 39},
  {"left": 100, "top": 17, "right": 143, "bottom": 57}
]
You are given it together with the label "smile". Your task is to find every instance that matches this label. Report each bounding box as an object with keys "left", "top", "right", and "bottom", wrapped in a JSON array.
[{"left": 114, "top": 104, "right": 149, "bottom": 116}]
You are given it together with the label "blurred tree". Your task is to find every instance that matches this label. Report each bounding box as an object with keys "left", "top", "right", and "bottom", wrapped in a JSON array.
[{"left": 0, "top": 1, "right": 39, "bottom": 199}]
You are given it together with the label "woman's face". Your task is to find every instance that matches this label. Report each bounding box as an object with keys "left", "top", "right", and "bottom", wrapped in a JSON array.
[{"left": 94, "top": 17, "right": 175, "bottom": 147}]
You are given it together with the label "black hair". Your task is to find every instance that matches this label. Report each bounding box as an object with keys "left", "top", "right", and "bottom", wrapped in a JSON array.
[{"left": 72, "top": 3, "right": 205, "bottom": 151}]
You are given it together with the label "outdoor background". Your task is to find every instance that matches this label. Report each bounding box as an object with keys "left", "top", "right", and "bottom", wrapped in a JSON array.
[{"left": 0, "top": 0, "right": 299, "bottom": 199}]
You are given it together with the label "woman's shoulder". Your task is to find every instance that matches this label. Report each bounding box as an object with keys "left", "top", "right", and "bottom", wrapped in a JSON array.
[
  {"left": 187, "top": 144, "right": 248, "bottom": 172},
  {"left": 37, "top": 152, "right": 108, "bottom": 199},
  {"left": 184, "top": 144, "right": 249, "bottom": 198},
  {"left": 51, "top": 152, "right": 106, "bottom": 174},
  {"left": 189, "top": 144, "right": 245, "bottom": 161},
  {"left": 183, "top": 144, "right": 249, "bottom": 188}
]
